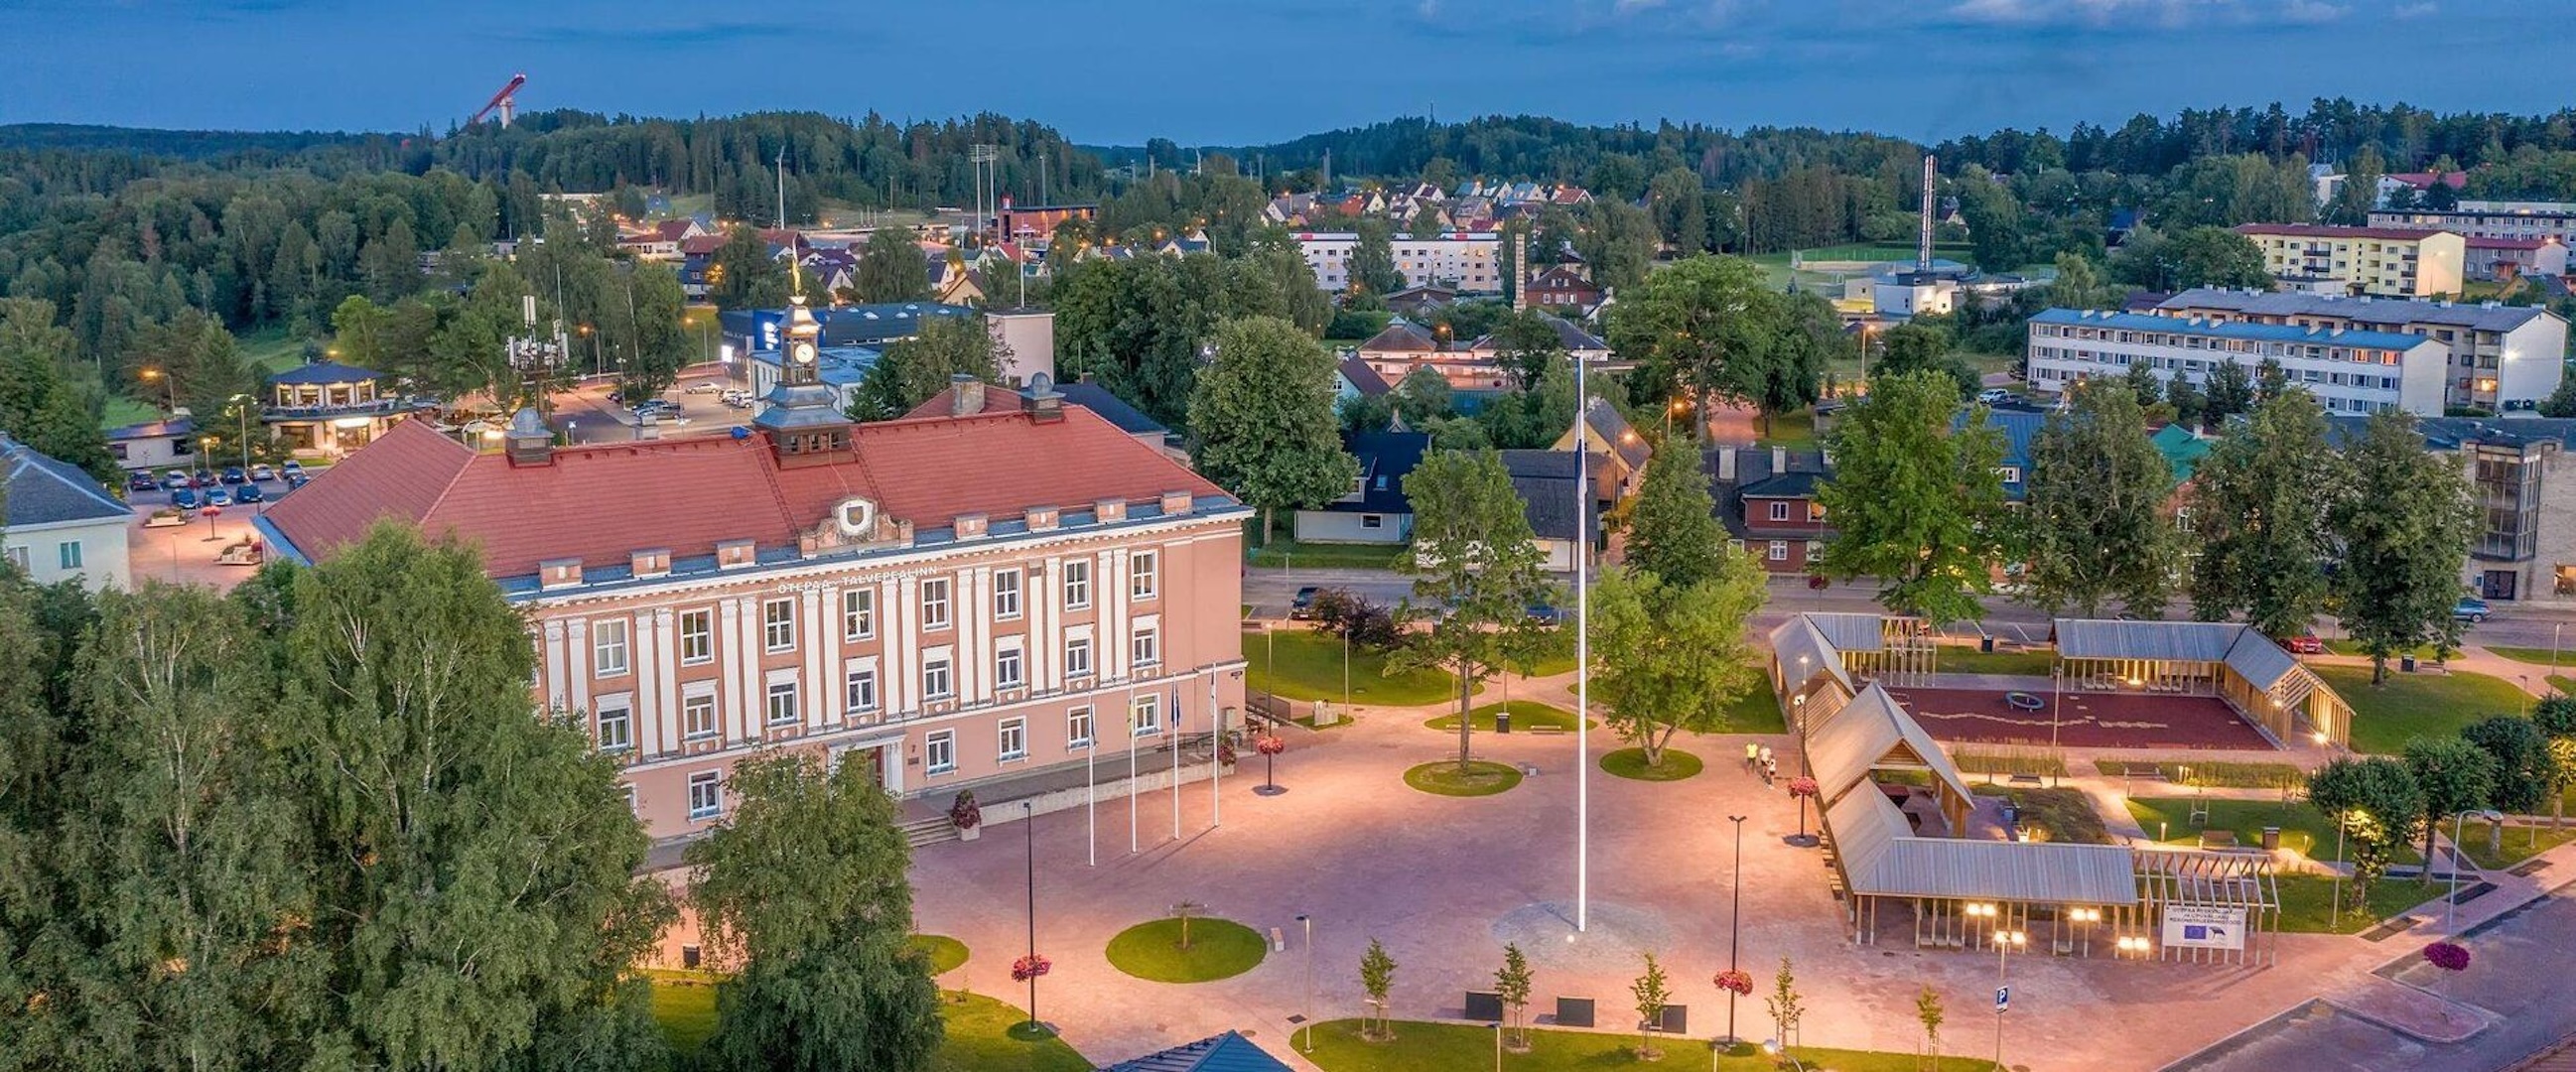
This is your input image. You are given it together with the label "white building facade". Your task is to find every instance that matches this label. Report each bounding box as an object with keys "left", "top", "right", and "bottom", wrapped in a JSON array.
[
  {"left": 2026, "top": 309, "right": 2447, "bottom": 417},
  {"left": 1295, "top": 231, "right": 1503, "bottom": 294},
  {"left": 2156, "top": 288, "right": 2569, "bottom": 412}
]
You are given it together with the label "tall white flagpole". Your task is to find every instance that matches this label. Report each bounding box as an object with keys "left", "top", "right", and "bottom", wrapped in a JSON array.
[
  {"left": 1171, "top": 687, "right": 1183, "bottom": 841},
  {"left": 1087, "top": 715, "right": 1097, "bottom": 867},
  {"left": 1208, "top": 672, "right": 1222, "bottom": 827},
  {"left": 1129, "top": 685, "right": 1141, "bottom": 855},
  {"left": 1575, "top": 353, "right": 1591, "bottom": 933}
]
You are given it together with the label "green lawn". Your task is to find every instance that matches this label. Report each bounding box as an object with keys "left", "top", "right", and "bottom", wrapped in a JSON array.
[
  {"left": 2126, "top": 797, "right": 2420, "bottom": 865},
  {"left": 1298, "top": 1018, "right": 1995, "bottom": 1072},
  {"left": 1405, "top": 760, "right": 1524, "bottom": 797},
  {"left": 2274, "top": 875, "right": 2441, "bottom": 934},
  {"left": 1720, "top": 682, "right": 1788, "bottom": 735},
  {"left": 1103, "top": 917, "right": 1267, "bottom": 984},
  {"left": 2554, "top": 675, "right": 2576, "bottom": 696},
  {"left": 1424, "top": 701, "right": 1589, "bottom": 733},
  {"left": 2485, "top": 645, "right": 2576, "bottom": 668},
  {"left": 1245, "top": 629, "right": 1464, "bottom": 706},
  {"left": 2455, "top": 818, "right": 2576, "bottom": 870},
  {"left": 1249, "top": 538, "right": 1411, "bottom": 570},
  {"left": 929, "top": 992, "right": 1093, "bottom": 1072},
  {"left": 1987, "top": 786, "right": 2110, "bottom": 844},
  {"left": 1930, "top": 647, "right": 2058, "bottom": 677},
  {"left": 98, "top": 395, "right": 160, "bottom": 429},
  {"left": 911, "top": 934, "right": 969, "bottom": 975},
  {"left": 1600, "top": 746, "right": 1704, "bottom": 782},
  {"left": 236, "top": 326, "right": 313, "bottom": 375},
  {"left": 2326, "top": 639, "right": 2445, "bottom": 659},
  {"left": 1754, "top": 408, "right": 1818, "bottom": 449},
  {"left": 2315, "top": 666, "right": 2529, "bottom": 753},
  {"left": 644, "top": 969, "right": 719, "bottom": 1056},
  {"left": 2091, "top": 759, "right": 2305, "bottom": 790}
]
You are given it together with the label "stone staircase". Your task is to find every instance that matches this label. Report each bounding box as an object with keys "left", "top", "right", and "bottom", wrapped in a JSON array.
[{"left": 901, "top": 816, "right": 959, "bottom": 850}]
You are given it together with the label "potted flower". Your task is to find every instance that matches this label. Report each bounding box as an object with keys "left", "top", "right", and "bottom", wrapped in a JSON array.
[
  {"left": 950, "top": 790, "right": 983, "bottom": 841},
  {"left": 2423, "top": 941, "right": 2472, "bottom": 973},
  {"left": 1012, "top": 953, "right": 1054, "bottom": 1037},
  {"left": 1714, "top": 969, "right": 1754, "bottom": 995},
  {"left": 1255, "top": 734, "right": 1288, "bottom": 796},
  {"left": 1787, "top": 776, "right": 1821, "bottom": 846}
]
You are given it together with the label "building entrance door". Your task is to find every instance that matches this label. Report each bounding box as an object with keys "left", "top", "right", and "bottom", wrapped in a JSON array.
[{"left": 2485, "top": 570, "right": 2518, "bottom": 601}]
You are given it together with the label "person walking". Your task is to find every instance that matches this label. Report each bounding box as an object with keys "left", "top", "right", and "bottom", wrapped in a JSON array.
[
  {"left": 1759, "top": 746, "right": 1776, "bottom": 786},
  {"left": 1745, "top": 741, "right": 1760, "bottom": 773}
]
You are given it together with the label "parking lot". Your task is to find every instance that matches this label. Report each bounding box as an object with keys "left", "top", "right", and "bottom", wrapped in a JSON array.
[
  {"left": 551, "top": 365, "right": 757, "bottom": 445},
  {"left": 125, "top": 464, "right": 295, "bottom": 591}
]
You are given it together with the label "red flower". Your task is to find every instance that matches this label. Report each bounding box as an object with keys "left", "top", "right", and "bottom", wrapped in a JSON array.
[
  {"left": 2423, "top": 941, "right": 2472, "bottom": 972},
  {"left": 1012, "top": 954, "right": 1052, "bottom": 982},
  {"left": 1787, "top": 776, "right": 1820, "bottom": 798},
  {"left": 1217, "top": 741, "right": 1238, "bottom": 765},
  {"left": 1713, "top": 969, "right": 1754, "bottom": 995},
  {"left": 1257, "top": 735, "right": 1287, "bottom": 756}
]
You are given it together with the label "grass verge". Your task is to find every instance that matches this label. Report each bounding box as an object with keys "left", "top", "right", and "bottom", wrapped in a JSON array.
[
  {"left": 1931, "top": 647, "right": 2059, "bottom": 677},
  {"left": 1721, "top": 682, "right": 1788, "bottom": 735},
  {"left": 2454, "top": 818, "right": 2576, "bottom": 871},
  {"left": 2090, "top": 759, "right": 2305, "bottom": 789},
  {"left": 1297, "top": 1018, "right": 1997, "bottom": 1071},
  {"left": 2274, "top": 875, "right": 2442, "bottom": 934},
  {"left": 911, "top": 934, "right": 968, "bottom": 975},
  {"left": 1103, "top": 917, "right": 1268, "bottom": 984},
  {"left": 1249, "top": 538, "right": 1411, "bottom": 570},
  {"left": 1600, "top": 746, "right": 1704, "bottom": 782},
  {"left": 1424, "top": 700, "right": 1589, "bottom": 733},
  {"left": 1404, "top": 760, "right": 1524, "bottom": 797},
  {"left": 2126, "top": 796, "right": 2421, "bottom": 865},
  {"left": 930, "top": 992, "right": 1093, "bottom": 1072},
  {"left": 1976, "top": 786, "right": 2111, "bottom": 844},
  {"left": 2313, "top": 666, "right": 2529, "bottom": 754},
  {"left": 1245, "top": 629, "right": 1464, "bottom": 706},
  {"left": 2481, "top": 645, "right": 2571, "bottom": 667}
]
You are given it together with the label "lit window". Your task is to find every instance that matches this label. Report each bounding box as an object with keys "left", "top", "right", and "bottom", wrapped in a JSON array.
[
  {"left": 926, "top": 731, "right": 956, "bottom": 774},
  {"left": 762, "top": 599, "right": 796, "bottom": 652},
  {"left": 687, "top": 771, "right": 723, "bottom": 820},
  {"left": 592, "top": 618, "right": 629, "bottom": 677}
]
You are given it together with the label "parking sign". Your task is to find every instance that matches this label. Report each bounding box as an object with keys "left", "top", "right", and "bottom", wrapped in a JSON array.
[{"left": 1994, "top": 986, "right": 2010, "bottom": 1013}]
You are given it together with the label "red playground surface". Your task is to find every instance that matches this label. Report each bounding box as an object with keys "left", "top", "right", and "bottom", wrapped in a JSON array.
[{"left": 1885, "top": 687, "right": 2277, "bottom": 751}]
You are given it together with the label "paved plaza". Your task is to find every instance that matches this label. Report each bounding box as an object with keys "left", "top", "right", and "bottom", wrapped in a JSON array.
[{"left": 905, "top": 683, "right": 2469, "bottom": 1071}]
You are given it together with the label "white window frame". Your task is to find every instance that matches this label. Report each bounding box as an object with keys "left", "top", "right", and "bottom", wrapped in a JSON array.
[
  {"left": 595, "top": 695, "right": 632, "bottom": 753},
  {"left": 57, "top": 541, "right": 81, "bottom": 571},
  {"left": 1064, "top": 559, "right": 1092, "bottom": 609},
  {"left": 922, "top": 649, "right": 955, "bottom": 701},
  {"left": 1131, "top": 693, "right": 1161, "bottom": 737},
  {"left": 592, "top": 617, "right": 629, "bottom": 678},
  {"left": 1064, "top": 633, "right": 1094, "bottom": 679},
  {"left": 920, "top": 577, "right": 952, "bottom": 630},
  {"left": 995, "top": 638, "right": 1026, "bottom": 690},
  {"left": 764, "top": 673, "right": 799, "bottom": 729},
  {"left": 1131, "top": 550, "right": 1159, "bottom": 601},
  {"left": 1767, "top": 501, "right": 1789, "bottom": 522},
  {"left": 925, "top": 730, "right": 956, "bottom": 774},
  {"left": 842, "top": 589, "right": 876, "bottom": 641},
  {"left": 844, "top": 658, "right": 880, "bottom": 715},
  {"left": 762, "top": 598, "right": 796, "bottom": 653},
  {"left": 687, "top": 770, "right": 723, "bottom": 820},
  {"left": 1767, "top": 540, "right": 1789, "bottom": 562},
  {"left": 1068, "top": 706, "right": 1095, "bottom": 749},
  {"left": 678, "top": 608, "right": 714, "bottom": 665},
  {"left": 993, "top": 569, "right": 1022, "bottom": 619},
  {"left": 999, "top": 717, "right": 1027, "bottom": 762},
  {"left": 1131, "top": 618, "right": 1161, "bottom": 669},
  {"left": 682, "top": 685, "right": 720, "bottom": 741}
]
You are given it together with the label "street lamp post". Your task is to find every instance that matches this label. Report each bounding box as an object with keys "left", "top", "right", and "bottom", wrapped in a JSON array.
[
  {"left": 1725, "top": 814, "right": 1747, "bottom": 1044},
  {"left": 1296, "top": 914, "right": 1314, "bottom": 1052},
  {"left": 2448, "top": 809, "right": 2504, "bottom": 933},
  {"left": 1991, "top": 924, "right": 2025, "bottom": 1071},
  {"left": 1022, "top": 801, "right": 1039, "bottom": 1029}
]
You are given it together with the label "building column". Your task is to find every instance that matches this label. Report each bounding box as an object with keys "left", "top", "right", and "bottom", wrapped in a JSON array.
[
  {"left": 631, "top": 610, "right": 661, "bottom": 756},
  {"left": 961, "top": 568, "right": 987, "bottom": 704},
  {"left": 725, "top": 598, "right": 754, "bottom": 741},
  {"left": 890, "top": 577, "right": 918, "bottom": 715},
  {"left": 566, "top": 617, "right": 592, "bottom": 719},
  {"left": 542, "top": 618, "right": 569, "bottom": 711},
  {"left": 1032, "top": 558, "right": 1056, "bottom": 691},
  {"left": 651, "top": 607, "right": 679, "bottom": 756},
  {"left": 804, "top": 587, "right": 831, "bottom": 732}
]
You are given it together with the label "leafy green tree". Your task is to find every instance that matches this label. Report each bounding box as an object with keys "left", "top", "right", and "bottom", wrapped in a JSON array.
[
  {"left": 1873, "top": 322, "right": 1980, "bottom": 400},
  {"left": 1956, "top": 168, "right": 2029, "bottom": 270},
  {"left": 2118, "top": 225, "right": 2272, "bottom": 291},
  {"left": 2332, "top": 411, "right": 2474, "bottom": 683},
  {"left": 2165, "top": 374, "right": 2207, "bottom": 431},
  {"left": 1488, "top": 309, "right": 1565, "bottom": 392},
  {"left": 0, "top": 298, "right": 116, "bottom": 482},
  {"left": 1359, "top": 938, "right": 1398, "bottom": 1041},
  {"left": 687, "top": 751, "right": 944, "bottom": 1072},
  {"left": 1392, "top": 365, "right": 1454, "bottom": 428},
  {"left": 1495, "top": 944, "right": 1534, "bottom": 1050},
  {"left": 2542, "top": 375, "right": 2576, "bottom": 419},
  {"left": 2463, "top": 716, "right": 2556, "bottom": 818},
  {"left": 1406, "top": 202, "right": 1443, "bottom": 243},
  {"left": 1648, "top": 168, "right": 1709, "bottom": 253},
  {"left": 2045, "top": 252, "right": 2124, "bottom": 310},
  {"left": 0, "top": 566, "right": 88, "bottom": 1066},
  {"left": 2536, "top": 696, "right": 2576, "bottom": 829},
  {"left": 1624, "top": 442, "right": 1728, "bottom": 591},
  {"left": 2323, "top": 144, "right": 2387, "bottom": 225},
  {"left": 1475, "top": 353, "right": 1577, "bottom": 451},
  {"left": 611, "top": 262, "right": 695, "bottom": 400},
  {"left": 853, "top": 227, "right": 932, "bottom": 305},
  {"left": 1592, "top": 563, "right": 1767, "bottom": 767},
  {"left": 2202, "top": 361, "right": 2255, "bottom": 428},
  {"left": 2020, "top": 380, "right": 2178, "bottom": 616},
  {"left": 2305, "top": 756, "right": 2423, "bottom": 919},
  {"left": 1347, "top": 218, "right": 1405, "bottom": 297},
  {"left": 2188, "top": 389, "right": 2336, "bottom": 638},
  {"left": 1766, "top": 956, "right": 1806, "bottom": 1051},
  {"left": 1815, "top": 371, "right": 2008, "bottom": 623},
  {"left": 1603, "top": 255, "right": 1819, "bottom": 437},
  {"left": 1393, "top": 449, "right": 1556, "bottom": 769},
  {"left": 1631, "top": 953, "right": 1671, "bottom": 1060},
  {"left": 282, "top": 525, "right": 672, "bottom": 1070},
  {"left": 2402, "top": 737, "right": 2498, "bottom": 882},
  {"left": 845, "top": 315, "right": 1009, "bottom": 421},
  {"left": 709, "top": 225, "right": 791, "bottom": 310},
  {"left": 1187, "top": 317, "right": 1359, "bottom": 545}
]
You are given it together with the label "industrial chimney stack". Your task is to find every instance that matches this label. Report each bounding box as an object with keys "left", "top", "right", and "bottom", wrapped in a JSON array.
[{"left": 1918, "top": 154, "right": 1937, "bottom": 273}]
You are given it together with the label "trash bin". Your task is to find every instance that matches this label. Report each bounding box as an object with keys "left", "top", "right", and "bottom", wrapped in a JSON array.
[
  {"left": 1981, "top": 634, "right": 1996, "bottom": 653},
  {"left": 2261, "top": 827, "right": 2281, "bottom": 852},
  {"left": 1495, "top": 710, "right": 1512, "bottom": 734},
  {"left": 2402, "top": 653, "right": 2418, "bottom": 672}
]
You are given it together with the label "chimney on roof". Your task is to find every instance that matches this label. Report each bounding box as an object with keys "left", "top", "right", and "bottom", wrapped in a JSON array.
[
  {"left": 1772, "top": 445, "right": 1787, "bottom": 473},
  {"left": 950, "top": 373, "right": 986, "bottom": 417},
  {"left": 503, "top": 407, "right": 553, "bottom": 467},
  {"left": 1716, "top": 446, "right": 1737, "bottom": 481},
  {"left": 1024, "top": 372, "right": 1064, "bottom": 424}
]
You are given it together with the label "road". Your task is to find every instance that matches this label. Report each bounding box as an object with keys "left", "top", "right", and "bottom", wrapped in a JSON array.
[
  {"left": 2167, "top": 891, "right": 2576, "bottom": 1072},
  {"left": 548, "top": 364, "right": 753, "bottom": 445}
]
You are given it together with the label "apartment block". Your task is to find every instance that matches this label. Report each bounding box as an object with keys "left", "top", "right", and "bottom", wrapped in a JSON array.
[
  {"left": 2234, "top": 223, "right": 2465, "bottom": 298},
  {"left": 1296, "top": 231, "right": 1503, "bottom": 294},
  {"left": 2025, "top": 309, "right": 2447, "bottom": 417},
  {"left": 2156, "top": 288, "right": 2568, "bottom": 411}
]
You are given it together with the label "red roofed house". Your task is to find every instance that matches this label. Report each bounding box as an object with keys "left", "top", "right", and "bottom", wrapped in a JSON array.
[{"left": 259, "top": 297, "right": 1251, "bottom": 961}]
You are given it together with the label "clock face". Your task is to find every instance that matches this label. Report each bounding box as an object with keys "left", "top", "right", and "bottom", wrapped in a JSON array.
[{"left": 792, "top": 341, "right": 816, "bottom": 364}]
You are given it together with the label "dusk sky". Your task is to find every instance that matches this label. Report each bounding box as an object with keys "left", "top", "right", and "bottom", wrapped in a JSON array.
[{"left": 0, "top": 0, "right": 2558, "bottom": 146}]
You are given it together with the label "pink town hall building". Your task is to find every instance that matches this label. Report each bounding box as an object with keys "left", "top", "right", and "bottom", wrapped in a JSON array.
[{"left": 258, "top": 300, "right": 1251, "bottom": 852}]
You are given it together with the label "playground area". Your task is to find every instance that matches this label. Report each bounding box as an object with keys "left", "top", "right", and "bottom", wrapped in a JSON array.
[{"left": 1885, "top": 685, "right": 2280, "bottom": 751}]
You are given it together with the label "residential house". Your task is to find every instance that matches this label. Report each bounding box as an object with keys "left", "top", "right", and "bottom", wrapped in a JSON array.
[
  {"left": 617, "top": 218, "right": 706, "bottom": 262},
  {"left": 2025, "top": 308, "right": 2448, "bottom": 417},
  {"left": 2373, "top": 202, "right": 2576, "bottom": 261},
  {"left": 2232, "top": 223, "right": 2467, "bottom": 298},
  {"left": 2155, "top": 288, "right": 2568, "bottom": 411},
  {"left": 1296, "top": 231, "right": 1503, "bottom": 294},
  {"left": 1499, "top": 450, "right": 1601, "bottom": 573},
  {"left": 1466, "top": 313, "right": 1613, "bottom": 365},
  {"left": 105, "top": 415, "right": 197, "bottom": 472},
  {"left": 1383, "top": 285, "right": 1458, "bottom": 319},
  {"left": 1557, "top": 396, "right": 1652, "bottom": 502},
  {"left": 1524, "top": 263, "right": 1606, "bottom": 311},
  {"left": 1292, "top": 431, "right": 1429, "bottom": 545},
  {"left": 2, "top": 433, "right": 130, "bottom": 592},
  {"left": 1334, "top": 357, "right": 1392, "bottom": 404},
  {"left": 1706, "top": 445, "right": 1832, "bottom": 574}
]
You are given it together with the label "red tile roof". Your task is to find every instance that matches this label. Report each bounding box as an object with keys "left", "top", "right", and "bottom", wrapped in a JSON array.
[
  {"left": 2388, "top": 171, "right": 2469, "bottom": 190},
  {"left": 2234, "top": 222, "right": 2456, "bottom": 241},
  {"left": 265, "top": 408, "right": 1228, "bottom": 580},
  {"left": 679, "top": 234, "right": 726, "bottom": 256},
  {"left": 2468, "top": 235, "right": 2556, "bottom": 250}
]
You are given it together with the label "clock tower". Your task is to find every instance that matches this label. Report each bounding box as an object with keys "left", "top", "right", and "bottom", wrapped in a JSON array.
[{"left": 753, "top": 294, "right": 856, "bottom": 466}]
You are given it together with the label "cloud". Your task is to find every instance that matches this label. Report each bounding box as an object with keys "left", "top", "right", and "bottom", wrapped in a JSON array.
[
  {"left": 2280, "top": 0, "right": 2348, "bottom": 22},
  {"left": 1613, "top": 0, "right": 1668, "bottom": 9},
  {"left": 2393, "top": 0, "right": 2437, "bottom": 15},
  {"left": 1945, "top": 0, "right": 2345, "bottom": 29}
]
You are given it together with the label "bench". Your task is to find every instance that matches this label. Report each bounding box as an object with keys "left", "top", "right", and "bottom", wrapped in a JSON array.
[
  {"left": 1525, "top": 725, "right": 1568, "bottom": 736},
  {"left": 2198, "top": 830, "right": 2239, "bottom": 851}
]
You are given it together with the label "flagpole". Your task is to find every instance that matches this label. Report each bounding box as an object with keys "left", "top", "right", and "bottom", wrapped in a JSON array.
[
  {"left": 1575, "top": 352, "right": 1591, "bottom": 934},
  {"left": 1208, "top": 672, "right": 1222, "bottom": 828},
  {"left": 1171, "top": 687, "right": 1183, "bottom": 842},
  {"left": 1129, "top": 684, "right": 1141, "bottom": 855},
  {"left": 1087, "top": 713, "right": 1097, "bottom": 867}
]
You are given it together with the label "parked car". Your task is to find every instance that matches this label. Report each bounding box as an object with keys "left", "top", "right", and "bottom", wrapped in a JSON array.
[
  {"left": 250, "top": 464, "right": 276, "bottom": 481},
  {"left": 192, "top": 469, "right": 215, "bottom": 487},
  {"left": 1526, "top": 603, "right": 1567, "bottom": 625},
  {"left": 283, "top": 471, "right": 309, "bottom": 489},
  {"left": 220, "top": 466, "right": 246, "bottom": 484},
  {"left": 2454, "top": 598, "right": 2493, "bottom": 623},
  {"left": 1975, "top": 388, "right": 2012, "bottom": 404},
  {"left": 232, "top": 482, "right": 263, "bottom": 504},
  {"left": 280, "top": 461, "right": 305, "bottom": 477},
  {"left": 685, "top": 381, "right": 722, "bottom": 394},
  {"left": 1288, "top": 586, "right": 1322, "bottom": 619},
  {"left": 2279, "top": 634, "right": 2325, "bottom": 655},
  {"left": 162, "top": 469, "right": 191, "bottom": 489},
  {"left": 126, "top": 471, "right": 158, "bottom": 493},
  {"left": 170, "top": 488, "right": 199, "bottom": 510},
  {"left": 203, "top": 487, "right": 232, "bottom": 507}
]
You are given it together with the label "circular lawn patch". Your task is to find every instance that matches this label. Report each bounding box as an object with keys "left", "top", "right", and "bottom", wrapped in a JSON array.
[
  {"left": 1404, "top": 759, "right": 1525, "bottom": 797},
  {"left": 1600, "top": 746, "right": 1703, "bottom": 782},
  {"left": 1105, "top": 917, "right": 1268, "bottom": 983},
  {"left": 908, "top": 934, "right": 968, "bottom": 975},
  {"left": 1423, "top": 701, "right": 1592, "bottom": 733}
]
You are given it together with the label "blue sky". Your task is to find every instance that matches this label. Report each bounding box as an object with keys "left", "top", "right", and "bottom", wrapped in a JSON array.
[{"left": 0, "top": 0, "right": 2554, "bottom": 145}]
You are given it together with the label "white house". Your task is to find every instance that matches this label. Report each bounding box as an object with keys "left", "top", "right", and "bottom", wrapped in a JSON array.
[{"left": 3, "top": 433, "right": 131, "bottom": 592}]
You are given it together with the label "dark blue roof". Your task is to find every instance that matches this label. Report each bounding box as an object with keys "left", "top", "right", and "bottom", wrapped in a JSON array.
[
  {"left": 105, "top": 416, "right": 196, "bottom": 440},
  {"left": 1958, "top": 407, "right": 2048, "bottom": 500},
  {"left": 3, "top": 434, "right": 127, "bottom": 527},
  {"left": 2028, "top": 308, "right": 2434, "bottom": 350},
  {"left": 1103, "top": 1031, "right": 1290, "bottom": 1072},
  {"left": 267, "top": 360, "right": 381, "bottom": 385},
  {"left": 1058, "top": 381, "right": 1165, "bottom": 436},
  {"left": 1325, "top": 431, "right": 1430, "bottom": 515}
]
